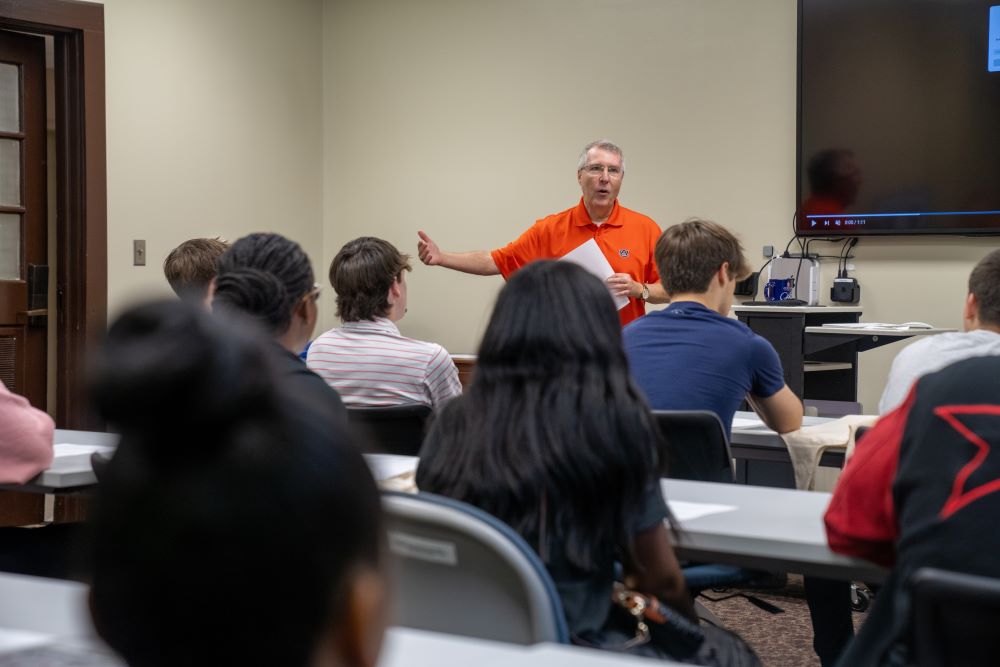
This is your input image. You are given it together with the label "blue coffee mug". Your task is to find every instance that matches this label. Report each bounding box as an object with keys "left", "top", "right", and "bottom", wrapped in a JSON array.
[{"left": 764, "top": 278, "right": 795, "bottom": 302}]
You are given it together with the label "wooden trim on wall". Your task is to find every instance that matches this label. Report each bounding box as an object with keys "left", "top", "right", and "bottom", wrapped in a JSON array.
[{"left": 0, "top": 0, "right": 107, "bottom": 429}]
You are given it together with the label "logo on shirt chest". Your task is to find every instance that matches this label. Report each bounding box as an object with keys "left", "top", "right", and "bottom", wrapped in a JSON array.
[{"left": 618, "top": 249, "right": 630, "bottom": 258}]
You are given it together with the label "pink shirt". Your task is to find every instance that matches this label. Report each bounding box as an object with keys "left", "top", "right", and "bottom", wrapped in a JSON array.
[
  {"left": 0, "top": 380, "right": 54, "bottom": 484},
  {"left": 307, "top": 318, "right": 461, "bottom": 409}
]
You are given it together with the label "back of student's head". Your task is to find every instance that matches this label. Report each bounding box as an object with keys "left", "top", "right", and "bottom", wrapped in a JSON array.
[
  {"left": 417, "top": 260, "right": 658, "bottom": 572},
  {"left": 655, "top": 218, "right": 751, "bottom": 296},
  {"left": 330, "top": 237, "right": 411, "bottom": 322},
  {"left": 162, "top": 237, "right": 229, "bottom": 303},
  {"left": 969, "top": 249, "right": 1000, "bottom": 327},
  {"left": 87, "top": 300, "right": 384, "bottom": 667},
  {"left": 212, "top": 233, "right": 315, "bottom": 336}
]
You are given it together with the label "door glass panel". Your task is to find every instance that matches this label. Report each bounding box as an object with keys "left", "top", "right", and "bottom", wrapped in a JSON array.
[
  {"left": 0, "top": 64, "right": 17, "bottom": 133},
  {"left": 0, "top": 214, "right": 20, "bottom": 280},
  {"left": 0, "top": 139, "right": 20, "bottom": 206}
]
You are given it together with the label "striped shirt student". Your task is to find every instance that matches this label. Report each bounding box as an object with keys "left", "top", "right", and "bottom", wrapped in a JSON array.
[{"left": 307, "top": 318, "right": 461, "bottom": 409}]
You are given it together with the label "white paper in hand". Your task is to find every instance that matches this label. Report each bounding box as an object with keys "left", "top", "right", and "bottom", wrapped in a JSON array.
[{"left": 559, "top": 239, "right": 629, "bottom": 310}]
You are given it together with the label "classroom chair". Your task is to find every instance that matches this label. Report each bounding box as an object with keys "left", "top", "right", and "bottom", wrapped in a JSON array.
[
  {"left": 346, "top": 404, "right": 432, "bottom": 457},
  {"left": 652, "top": 410, "right": 735, "bottom": 484},
  {"left": 381, "top": 491, "right": 569, "bottom": 645},
  {"left": 910, "top": 567, "right": 1000, "bottom": 666}
]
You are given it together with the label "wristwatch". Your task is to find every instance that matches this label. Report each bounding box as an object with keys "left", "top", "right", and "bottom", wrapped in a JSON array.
[{"left": 640, "top": 283, "right": 650, "bottom": 301}]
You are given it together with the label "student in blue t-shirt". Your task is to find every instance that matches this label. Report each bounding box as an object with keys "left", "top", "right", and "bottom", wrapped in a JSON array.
[{"left": 623, "top": 218, "right": 802, "bottom": 434}]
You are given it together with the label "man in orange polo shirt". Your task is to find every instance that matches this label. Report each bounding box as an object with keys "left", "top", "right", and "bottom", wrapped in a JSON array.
[{"left": 416, "top": 140, "right": 668, "bottom": 326}]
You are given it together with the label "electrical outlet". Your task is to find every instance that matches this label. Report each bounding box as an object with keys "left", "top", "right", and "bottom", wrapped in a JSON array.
[
  {"left": 133, "top": 240, "right": 146, "bottom": 266},
  {"left": 846, "top": 263, "right": 855, "bottom": 271},
  {"left": 763, "top": 245, "right": 774, "bottom": 258}
]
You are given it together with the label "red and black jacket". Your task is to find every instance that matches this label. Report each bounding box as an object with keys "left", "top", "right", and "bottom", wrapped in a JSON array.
[{"left": 826, "top": 354, "right": 1000, "bottom": 666}]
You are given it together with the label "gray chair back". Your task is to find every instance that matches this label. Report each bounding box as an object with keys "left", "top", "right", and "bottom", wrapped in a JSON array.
[
  {"left": 382, "top": 492, "right": 569, "bottom": 645},
  {"left": 652, "top": 410, "right": 734, "bottom": 483}
]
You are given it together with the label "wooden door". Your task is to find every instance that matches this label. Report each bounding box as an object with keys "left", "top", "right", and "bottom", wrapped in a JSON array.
[{"left": 0, "top": 31, "right": 47, "bottom": 409}]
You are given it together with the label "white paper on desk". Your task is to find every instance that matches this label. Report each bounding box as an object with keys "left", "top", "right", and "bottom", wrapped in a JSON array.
[
  {"left": 558, "top": 239, "right": 629, "bottom": 311},
  {"left": 731, "top": 417, "right": 765, "bottom": 430},
  {"left": 53, "top": 443, "right": 115, "bottom": 457},
  {"left": 667, "top": 500, "right": 737, "bottom": 522}
]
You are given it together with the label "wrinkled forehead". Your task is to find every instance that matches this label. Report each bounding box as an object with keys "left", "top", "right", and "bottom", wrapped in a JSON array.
[{"left": 585, "top": 146, "right": 623, "bottom": 167}]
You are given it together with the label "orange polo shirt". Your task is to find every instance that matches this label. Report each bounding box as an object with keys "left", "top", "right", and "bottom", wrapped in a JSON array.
[{"left": 490, "top": 198, "right": 661, "bottom": 326}]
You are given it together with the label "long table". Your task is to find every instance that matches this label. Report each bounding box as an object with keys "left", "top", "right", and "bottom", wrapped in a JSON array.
[
  {"left": 729, "top": 411, "right": 848, "bottom": 487},
  {"left": 0, "top": 572, "right": 680, "bottom": 666},
  {"left": 365, "top": 456, "right": 883, "bottom": 583},
  {"left": 0, "top": 430, "right": 116, "bottom": 495},
  {"left": 663, "top": 478, "right": 885, "bottom": 583},
  {"left": 11, "top": 432, "right": 885, "bottom": 584},
  {"left": 21, "top": 415, "right": 840, "bottom": 493}
]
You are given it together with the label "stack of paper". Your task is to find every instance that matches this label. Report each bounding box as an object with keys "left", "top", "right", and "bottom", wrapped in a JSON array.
[{"left": 819, "top": 322, "right": 932, "bottom": 331}]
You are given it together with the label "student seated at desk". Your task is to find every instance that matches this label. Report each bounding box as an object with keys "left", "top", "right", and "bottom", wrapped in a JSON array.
[
  {"left": 307, "top": 237, "right": 461, "bottom": 409},
  {"left": 417, "top": 261, "right": 757, "bottom": 662},
  {"left": 826, "top": 354, "right": 1000, "bottom": 666},
  {"left": 0, "top": 382, "right": 84, "bottom": 581},
  {"left": 0, "top": 378, "right": 53, "bottom": 484},
  {"left": 213, "top": 232, "right": 346, "bottom": 420},
  {"left": 622, "top": 218, "right": 802, "bottom": 434},
  {"left": 162, "top": 237, "right": 229, "bottom": 308},
  {"left": 87, "top": 300, "right": 387, "bottom": 667},
  {"left": 878, "top": 248, "right": 1000, "bottom": 414}
]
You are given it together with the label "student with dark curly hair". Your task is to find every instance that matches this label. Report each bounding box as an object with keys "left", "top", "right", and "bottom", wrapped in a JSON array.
[
  {"left": 88, "top": 300, "right": 387, "bottom": 667},
  {"left": 213, "top": 232, "right": 345, "bottom": 418}
]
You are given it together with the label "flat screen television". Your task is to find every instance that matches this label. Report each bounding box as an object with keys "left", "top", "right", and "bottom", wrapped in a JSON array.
[{"left": 797, "top": 0, "right": 1000, "bottom": 235}]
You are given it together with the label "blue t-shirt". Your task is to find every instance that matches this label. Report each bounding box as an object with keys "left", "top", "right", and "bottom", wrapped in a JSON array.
[{"left": 622, "top": 301, "right": 785, "bottom": 430}]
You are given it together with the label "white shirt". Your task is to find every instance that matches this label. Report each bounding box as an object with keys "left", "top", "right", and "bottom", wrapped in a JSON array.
[
  {"left": 878, "top": 329, "right": 1000, "bottom": 414},
  {"left": 306, "top": 317, "right": 462, "bottom": 409}
]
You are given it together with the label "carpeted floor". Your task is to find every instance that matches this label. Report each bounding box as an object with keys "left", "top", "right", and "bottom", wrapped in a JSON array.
[{"left": 697, "top": 575, "right": 871, "bottom": 667}]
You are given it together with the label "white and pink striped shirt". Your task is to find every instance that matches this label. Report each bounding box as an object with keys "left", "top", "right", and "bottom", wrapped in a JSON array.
[{"left": 306, "top": 317, "right": 462, "bottom": 409}]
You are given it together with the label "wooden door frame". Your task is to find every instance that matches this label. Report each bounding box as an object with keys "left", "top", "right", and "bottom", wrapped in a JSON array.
[{"left": 0, "top": 0, "right": 106, "bottom": 429}]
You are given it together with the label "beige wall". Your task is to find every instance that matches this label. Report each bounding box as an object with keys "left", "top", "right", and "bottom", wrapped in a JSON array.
[
  {"left": 320, "top": 0, "right": 1000, "bottom": 412},
  {"left": 102, "top": 0, "right": 325, "bottom": 318},
  {"left": 99, "top": 0, "right": 1000, "bottom": 413},
  {"left": 321, "top": 0, "right": 797, "bottom": 340}
]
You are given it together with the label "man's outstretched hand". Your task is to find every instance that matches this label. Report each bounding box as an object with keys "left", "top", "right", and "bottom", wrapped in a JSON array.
[{"left": 417, "top": 231, "right": 442, "bottom": 266}]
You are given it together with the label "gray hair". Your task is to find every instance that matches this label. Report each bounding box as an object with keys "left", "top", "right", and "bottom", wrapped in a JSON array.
[{"left": 577, "top": 140, "right": 626, "bottom": 174}]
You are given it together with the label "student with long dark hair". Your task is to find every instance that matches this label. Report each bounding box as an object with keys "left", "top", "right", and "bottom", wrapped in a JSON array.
[
  {"left": 212, "top": 232, "right": 345, "bottom": 417},
  {"left": 416, "top": 260, "right": 696, "bottom": 654},
  {"left": 87, "top": 301, "right": 386, "bottom": 667}
]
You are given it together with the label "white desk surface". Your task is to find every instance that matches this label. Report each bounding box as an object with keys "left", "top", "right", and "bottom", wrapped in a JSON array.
[
  {"left": 0, "top": 572, "right": 93, "bottom": 640},
  {"left": 26, "top": 441, "right": 418, "bottom": 491},
  {"left": 732, "top": 305, "right": 863, "bottom": 314},
  {"left": 804, "top": 325, "right": 954, "bottom": 336},
  {"left": 380, "top": 627, "right": 680, "bottom": 667},
  {"left": 25, "top": 430, "right": 881, "bottom": 581},
  {"left": 365, "top": 453, "right": 880, "bottom": 580},
  {"left": 0, "top": 572, "right": 676, "bottom": 666},
  {"left": 24, "top": 416, "right": 830, "bottom": 490},
  {"left": 7, "top": 430, "right": 120, "bottom": 491},
  {"left": 731, "top": 411, "right": 830, "bottom": 434},
  {"left": 664, "top": 478, "right": 884, "bottom": 583}
]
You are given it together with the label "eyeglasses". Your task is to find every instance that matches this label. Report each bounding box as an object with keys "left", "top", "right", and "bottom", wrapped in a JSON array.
[
  {"left": 581, "top": 163, "right": 623, "bottom": 179},
  {"left": 305, "top": 283, "right": 322, "bottom": 303}
]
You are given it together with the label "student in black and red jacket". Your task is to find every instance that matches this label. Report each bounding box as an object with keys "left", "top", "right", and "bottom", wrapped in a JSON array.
[{"left": 825, "top": 354, "right": 1000, "bottom": 666}]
